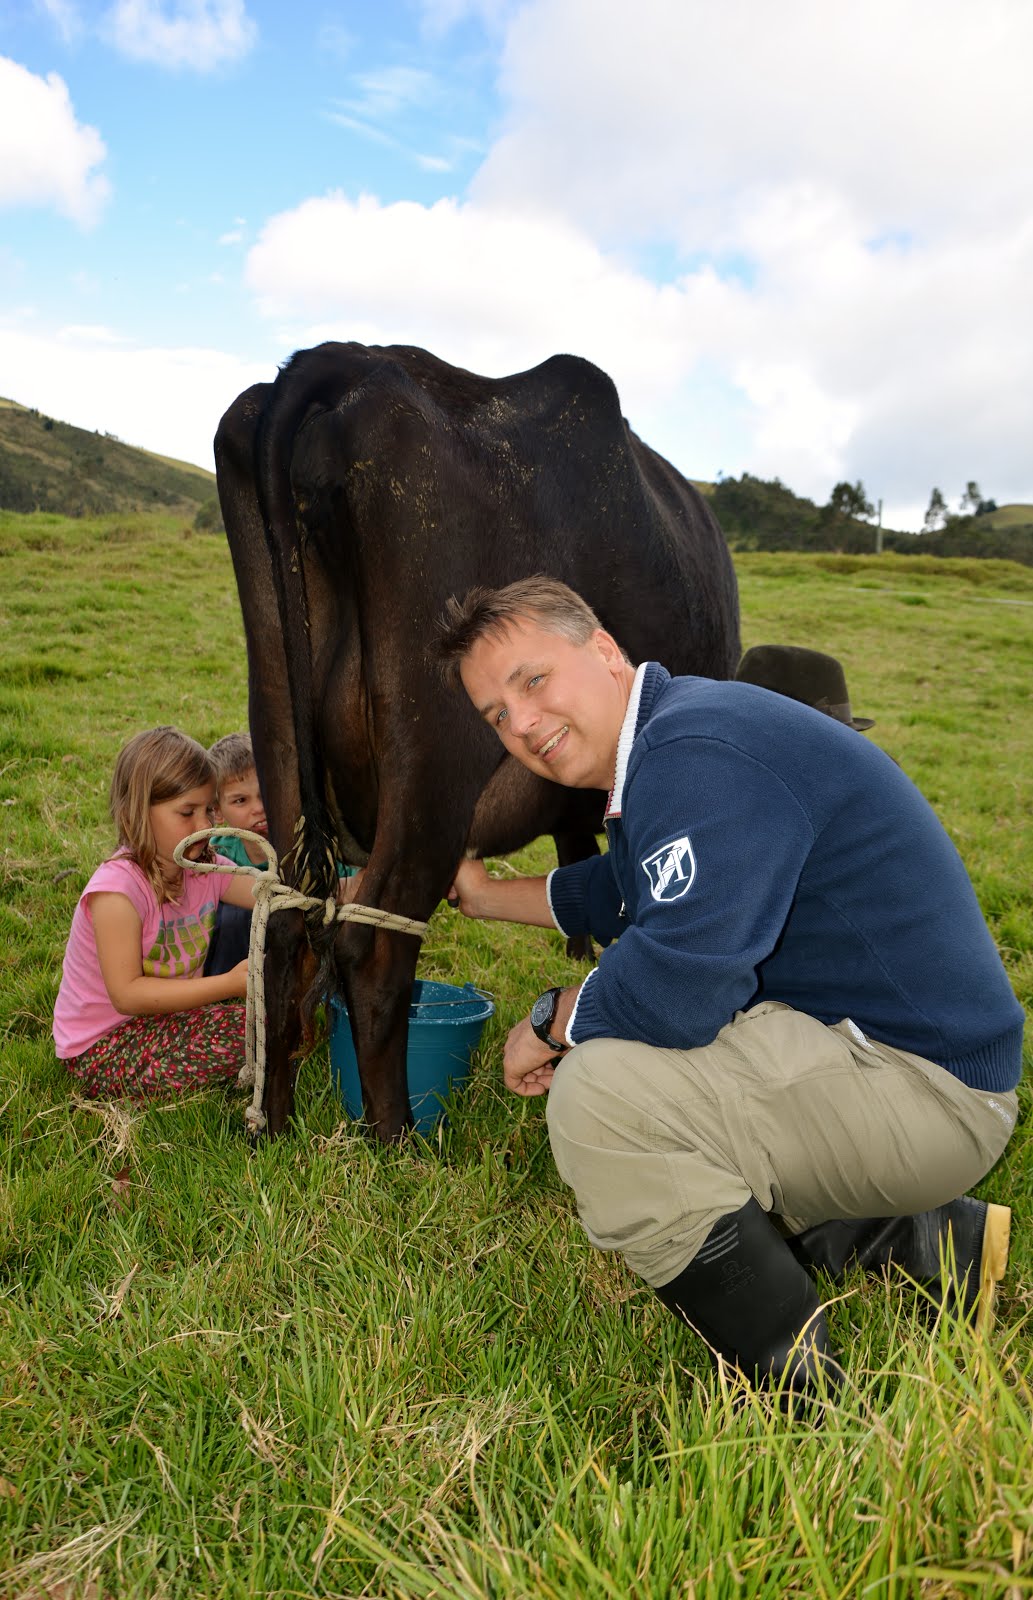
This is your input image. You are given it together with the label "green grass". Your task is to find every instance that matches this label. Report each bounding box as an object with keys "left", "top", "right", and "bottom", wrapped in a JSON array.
[
  {"left": 978, "top": 503, "right": 1033, "bottom": 531},
  {"left": 1, "top": 515, "right": 1031, "bottom": 1596}
]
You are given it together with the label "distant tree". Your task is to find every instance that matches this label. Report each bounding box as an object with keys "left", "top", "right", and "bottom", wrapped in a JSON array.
[
  {"left": 959, "top": 480, "right": 982, "bottom": 514},
  {"left": 825, "top": 480, "right": 874, "bottom": 522},
  {"left": 975, "top": 498, "right": 997, "bottom": 517},
  {"left": 923, "top": 487, "right": 947, "bottom": 532},
  {"left": 194, "top": 497, "right": 224, "bottom": 534}
]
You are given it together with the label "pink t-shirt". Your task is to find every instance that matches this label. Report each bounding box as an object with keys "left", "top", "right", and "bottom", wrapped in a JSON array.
[{"left": 53, "top": 853, "right": 234, "bottom": 1059}]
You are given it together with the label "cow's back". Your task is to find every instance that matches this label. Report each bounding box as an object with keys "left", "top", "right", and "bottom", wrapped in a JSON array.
[{"left": 283, "top": 342, "right": 739, "bottom": 675}]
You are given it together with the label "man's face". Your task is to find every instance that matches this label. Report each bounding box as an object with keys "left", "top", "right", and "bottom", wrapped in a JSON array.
[{"left": 460, "top": 617, "right": 632, "bottom": 790}]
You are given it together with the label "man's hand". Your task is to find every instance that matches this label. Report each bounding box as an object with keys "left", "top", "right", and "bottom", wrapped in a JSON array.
[
  {"left": 502, "top": 985, "right": 579, "bottom": 1095},
  {"left": 444, "top": 858, "right": 557, "bottom": 928},
  {"left": 502, "top": 1015, "right": 563, "bottom": 1095},
  {"left": 446, "top": 857, "right": 492, "bottom": 915}
]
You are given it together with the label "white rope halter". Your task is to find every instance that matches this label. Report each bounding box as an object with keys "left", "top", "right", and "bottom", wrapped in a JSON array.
[{"left": 174, "top": 827, "right": 427, "bottom": 1132}]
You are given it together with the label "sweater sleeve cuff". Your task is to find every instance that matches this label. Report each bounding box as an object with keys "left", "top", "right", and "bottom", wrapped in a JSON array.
[
  {"left": 566, "top": 969, "right": 598, "bottom": 1044},
  {"left": 544, "top": 868, "right": 568, "bottom": 934}
]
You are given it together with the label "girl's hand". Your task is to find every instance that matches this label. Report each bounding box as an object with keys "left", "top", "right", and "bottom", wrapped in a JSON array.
[{"left": 228, "top": 958, "right": 250, "bottom": 999}]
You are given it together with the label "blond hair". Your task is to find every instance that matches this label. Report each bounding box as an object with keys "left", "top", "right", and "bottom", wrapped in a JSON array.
[
  {"left": 435, "top": 576, "right": 606, "bottom": 688},
  {"left": 109, "top": 726, "right": 214, "bottom": 903},
  {"left": 207, "top": 731, "right": 256, "bottom": 796}
]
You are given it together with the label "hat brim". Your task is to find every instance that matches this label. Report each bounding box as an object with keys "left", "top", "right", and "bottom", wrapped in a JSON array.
[{"left": 851, "top": 716, "right": 876, "bottom": 731}]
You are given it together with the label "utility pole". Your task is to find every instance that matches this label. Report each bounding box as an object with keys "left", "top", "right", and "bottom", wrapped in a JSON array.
[{"left": 875, "top": 498, "right": 883, "bottom": 555}]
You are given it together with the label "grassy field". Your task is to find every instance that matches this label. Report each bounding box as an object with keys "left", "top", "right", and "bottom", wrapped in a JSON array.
[
  {"left": 980, "top": 504, "right": 1033, "bottom": 531},
  {"left": 1, "top": 512, "right": 1031, "bottom": 1598}
]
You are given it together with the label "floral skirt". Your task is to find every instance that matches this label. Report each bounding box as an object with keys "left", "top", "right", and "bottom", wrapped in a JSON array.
[{"left": 66, "top": 1003, "right": 246, "bottom": 1098}]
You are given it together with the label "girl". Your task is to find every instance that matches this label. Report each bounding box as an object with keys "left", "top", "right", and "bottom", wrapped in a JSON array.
[{"left": 54, "top": 726, "right": 259, "bottom": 1097}]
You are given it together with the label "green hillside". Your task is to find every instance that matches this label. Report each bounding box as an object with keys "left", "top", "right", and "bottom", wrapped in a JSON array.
[
  {"left": 711, "top": 472, "right": 1033, "bottom": 565},
  {"left": 976, "top": 502, "right": 1033, "bottom": 530},
  {"left": 0, "top": 397, "right": 216, "bottom": 517},
  {"left": 4, "top": 394, "right": 1030, "bottom": 561}
]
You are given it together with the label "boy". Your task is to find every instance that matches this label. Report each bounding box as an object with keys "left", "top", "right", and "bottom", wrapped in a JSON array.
[
  {"left": 202, "top": 732, "right": 357, "bottom": 977},
  {"left": 203, "top": 733, "right": 268, "bottom": 976}
]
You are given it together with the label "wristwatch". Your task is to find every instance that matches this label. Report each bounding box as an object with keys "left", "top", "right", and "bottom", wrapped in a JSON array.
[{"left": 529, "top": 987, "right": 567, "bottom": 1053}]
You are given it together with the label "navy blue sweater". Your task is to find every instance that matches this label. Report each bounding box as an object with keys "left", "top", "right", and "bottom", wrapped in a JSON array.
[{"left": 549, "top": 665, "right": 1024, "bottom": 1092}]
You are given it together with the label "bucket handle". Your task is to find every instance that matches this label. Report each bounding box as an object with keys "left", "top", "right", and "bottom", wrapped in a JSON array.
[{"left": 408, "top": 986, "right": 495, "bottom": 1011}]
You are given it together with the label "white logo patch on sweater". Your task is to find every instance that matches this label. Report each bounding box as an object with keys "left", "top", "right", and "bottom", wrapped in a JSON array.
[{"left": 642, "top": 836, "right": 696, "bottom": 901}]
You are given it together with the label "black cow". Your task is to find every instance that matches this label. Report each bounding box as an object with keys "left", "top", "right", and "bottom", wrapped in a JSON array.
[{"left": 215, "top": 341, "right": 740, "bottom": 1139}]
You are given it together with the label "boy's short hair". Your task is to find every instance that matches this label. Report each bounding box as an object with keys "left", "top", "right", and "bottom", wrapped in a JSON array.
[
  {"left": 435, "top": 576, "right": 606, "bottom": 689},
  {"left": 207, "top": 732, "right": 256, "bottom": 794}
]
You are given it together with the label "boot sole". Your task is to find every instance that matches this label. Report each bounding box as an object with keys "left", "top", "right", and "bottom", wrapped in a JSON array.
[{"left": 976, "top": 1202, "right": 1011, "bottom": 1330}]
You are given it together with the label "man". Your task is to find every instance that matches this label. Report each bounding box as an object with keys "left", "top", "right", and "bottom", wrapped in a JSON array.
[{"left": 437, "top": 577, "right": 1023, "bottom": 1402}]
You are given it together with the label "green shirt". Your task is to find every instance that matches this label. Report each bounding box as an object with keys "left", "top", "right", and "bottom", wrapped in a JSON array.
[{"left": 211, "top": 833, "right": 268, "bottom": 871}]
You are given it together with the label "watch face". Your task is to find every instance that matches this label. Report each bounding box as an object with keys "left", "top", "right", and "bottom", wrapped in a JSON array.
[{"left": 530, "top": 991, "right": 554, "bottom": 1030}]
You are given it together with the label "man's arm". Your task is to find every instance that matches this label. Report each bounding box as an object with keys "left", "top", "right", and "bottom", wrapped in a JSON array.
[
  {"left": 568, "top": 735, "right": 814, "bottom": 1049},
  {"left": 449, "top": 860, "right": 589, "bottom": 1097},
  {"left": 447, "top": 858, "right": 557, "bottom": 927}
]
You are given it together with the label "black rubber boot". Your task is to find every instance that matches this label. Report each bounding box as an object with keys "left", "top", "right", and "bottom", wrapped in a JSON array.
[
  {"left": 787, "top": 1195, "right": 1011, "bottom": 1326},
  {"left": 655, "top": 1198, "right": 843, "bottom": 1405}
]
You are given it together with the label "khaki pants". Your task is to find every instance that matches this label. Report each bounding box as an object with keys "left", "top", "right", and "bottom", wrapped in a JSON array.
[{"left": 545, "top": 1002, "right": 1018, "bottom": 1287}]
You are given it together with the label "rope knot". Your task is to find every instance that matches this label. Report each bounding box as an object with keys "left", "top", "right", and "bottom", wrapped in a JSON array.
[{"left": 173, "top": 824, "right": 429, "bottom": 1133}]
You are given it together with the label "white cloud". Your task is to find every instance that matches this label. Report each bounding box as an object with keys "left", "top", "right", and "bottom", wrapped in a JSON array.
[
  {"left": 341, "top": 66, "right": 437, "bottom": 121},
  {"left": 103, "top": 0, "right": 257, "bottom": 71},
  {"left": 36, "top": 0, "right": 84, "bottom": 45},
  {"left": 0, "top": 56, "right": 110, "bottom": 226},
  {"left": 28, "top": 0, "right": 1016, "bottom": 528},
  {"left": 475, "top": 0, "right": 1033, "bottom": 251},
  {"left": 244, "top": 192, "right": 704, "bottom": 396},
  {"left": 459, "top": 0, "right": 1032, "bottom": 523},
  {"left": 241, "top": 172, "right": 1033, "bottom": 529},
  {"left": 418, "top": 0, "right": 518, "bottom": 34},
  {"left": 1, "top": 321, "right": 270, "bottom": 472},
  {"left": 60, "top": 323, "right": 129, "bottom": 343},
  {"left": 324, "top": 111, "right": 398, "bottom": 149}
]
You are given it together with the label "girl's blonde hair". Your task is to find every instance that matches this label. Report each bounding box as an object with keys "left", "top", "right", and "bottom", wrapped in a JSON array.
[{"left": 109, "top": 726, "right": 215, "bottom": 902}]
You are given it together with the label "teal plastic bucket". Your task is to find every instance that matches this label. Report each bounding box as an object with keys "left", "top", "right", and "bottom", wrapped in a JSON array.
[{"left": 330, "top": 980, "right": 494, "bottom": 1133}]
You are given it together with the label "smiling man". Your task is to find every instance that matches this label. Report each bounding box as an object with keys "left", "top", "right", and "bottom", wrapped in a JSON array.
[{"left": 436, "top": 577, "right": 1023, "bottom": 1405}]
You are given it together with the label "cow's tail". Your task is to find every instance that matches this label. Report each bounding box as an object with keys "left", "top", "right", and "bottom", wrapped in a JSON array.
[{"left": 253, "top": 348, "right": 350, "bottom": 925}]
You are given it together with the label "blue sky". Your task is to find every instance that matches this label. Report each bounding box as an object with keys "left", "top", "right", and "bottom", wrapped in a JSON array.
[{"left": 3, "top": 0, "right": 1031, "bottom": 530}]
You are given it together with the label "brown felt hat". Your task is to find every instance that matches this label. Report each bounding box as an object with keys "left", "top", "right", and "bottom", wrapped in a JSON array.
[{"left": 735, "top": 645, "right": 875, "bottom": 731}]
